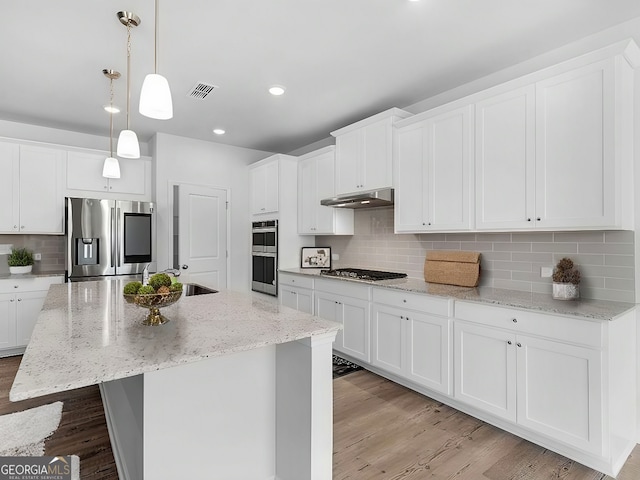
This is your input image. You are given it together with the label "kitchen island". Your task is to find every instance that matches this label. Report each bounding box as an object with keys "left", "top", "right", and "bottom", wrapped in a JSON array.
[{"left": 10, "top": 279, "right": 341, "bottom": 480}]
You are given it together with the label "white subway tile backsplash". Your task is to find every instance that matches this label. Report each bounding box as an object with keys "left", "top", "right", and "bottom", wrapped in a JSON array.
[{"left": 316, "top": 209, "right": 635, "bottom": 302}]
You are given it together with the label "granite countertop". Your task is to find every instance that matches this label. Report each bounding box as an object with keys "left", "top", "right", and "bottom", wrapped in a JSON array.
[
  {"left": 279, "top": 268, "right": 635, "bottom": 321},
  {"left": 10, "top": 279, "right": 341, "bottom": 401}
]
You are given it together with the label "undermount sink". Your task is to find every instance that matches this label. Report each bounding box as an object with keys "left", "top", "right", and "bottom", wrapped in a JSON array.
[{"left": 182, "top": 283, "right": 218, "bottom": 296}]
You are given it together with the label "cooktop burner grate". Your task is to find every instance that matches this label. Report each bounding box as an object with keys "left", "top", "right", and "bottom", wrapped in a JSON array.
[{"left": 320, "top": 268, "right": 407, "bottom": 281}]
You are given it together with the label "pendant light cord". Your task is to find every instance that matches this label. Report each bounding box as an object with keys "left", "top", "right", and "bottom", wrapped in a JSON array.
[
  {"left": 154, "top": 0, "right": 159, "bottom": 74},
  {"left": 126, "top": 22, "right": 132, "bottom": 130},
  {"left": 109, "top": 78, "right": 114, "bottom": 157}
]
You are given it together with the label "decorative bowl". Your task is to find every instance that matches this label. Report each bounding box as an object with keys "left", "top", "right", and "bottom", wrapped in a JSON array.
[{"left": 123, "top": 290, "right": 182, "bottom": 326}]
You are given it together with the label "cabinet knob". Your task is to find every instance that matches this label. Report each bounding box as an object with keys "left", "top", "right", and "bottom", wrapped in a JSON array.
[
  {"left": 13, "top": 225, "right": 17, "bottom": 229},
  {"left": 109, "top": 186, "right": 113, "bottom": 190},
  {"left": 400, "top": 315, "right": 404, "bottom": 319},
  {"left": 403, "top": 299, "right": 407, "bottom": 303},
  {"left": 10, "top": 298, "right": 14, "bottom": 302},
  {"left": 507, "top": 340, "right": 512, "bottom": 345},
  {"left": 14, "top": 285, "right": 18, "bottom": 289},
  {"left": 21, "top": 226, "right": 24, "bottom": 230},
  {"left": 537, "top": 217, "right": 541, "bottom": 221},
  {"left": 517, "top": 342, "right": 522, "bottom": 348},
  {"left": 104, "top": 186, "right": 108, "bottom": 189},
  {"left": 428, "top": 222, "right": 431, "bottom": 226},
  {"left": 527, "top": 218, "right": 531, "bottom": 222},
  {"left": 422, "top": 222, "right": 426, "bottom": 226},
  {"left": 17, "top": 298, "right": 22, "bottom": 301},
  {"left": 512, "top": 318, "right": 517, "bottom": 323}
]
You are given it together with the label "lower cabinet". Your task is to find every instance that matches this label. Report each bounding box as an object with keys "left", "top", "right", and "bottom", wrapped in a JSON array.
[
  {"left": 0, "top": 276, "right": 63, "bottom": 356},
  {"left": 280, "top": 285, "right": 313, "bottom": 314}
]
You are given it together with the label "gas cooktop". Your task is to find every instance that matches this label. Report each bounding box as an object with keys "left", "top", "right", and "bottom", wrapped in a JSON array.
[{"left": 320, "top": 268, "right": 407, "bottom": 281}]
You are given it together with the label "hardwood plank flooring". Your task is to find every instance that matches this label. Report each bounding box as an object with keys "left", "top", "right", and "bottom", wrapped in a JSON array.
[{"left": 2, "top": 356, "right": 640, "bottom": 479}]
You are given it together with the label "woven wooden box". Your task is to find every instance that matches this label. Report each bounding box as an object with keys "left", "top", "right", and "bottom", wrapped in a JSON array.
[{"left": 424, "top": 250, "right": 481, "bottom": 287}]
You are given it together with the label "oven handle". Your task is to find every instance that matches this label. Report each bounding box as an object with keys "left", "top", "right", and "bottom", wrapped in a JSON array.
[
  {"left": 252, "top": 252, "right": 277, "bottom": 258},
  {"left": 252, "top": 227, "right": 277, "bottom": 233}
]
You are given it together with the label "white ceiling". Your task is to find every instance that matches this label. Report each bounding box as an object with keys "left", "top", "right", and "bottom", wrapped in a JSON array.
[{"left": 3, "top": 1, "right": 640, "bottom": 154}]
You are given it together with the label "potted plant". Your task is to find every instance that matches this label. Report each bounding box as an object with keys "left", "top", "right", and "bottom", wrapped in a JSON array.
[
  {"left": 552, "top": 257, "right": 580, "bottom": 300},
  {"left": 8, "top": 247, "right": 34, "bottom": 274}
]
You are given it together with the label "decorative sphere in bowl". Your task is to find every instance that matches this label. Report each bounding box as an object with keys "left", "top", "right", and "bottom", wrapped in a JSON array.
[{"left": 123, "top": 290, "right": 182, "bottom": 326}]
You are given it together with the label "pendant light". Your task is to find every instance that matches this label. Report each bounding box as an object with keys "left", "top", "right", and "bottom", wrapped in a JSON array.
[
  {"left": 116, "top": 11, "right": 141, "bottom": 159},
  {"left": 139, "top": 0, "right": 173, "bottom": 119},
  {"left": 103, "top": 69, "right": 121, "bottom": 179}
]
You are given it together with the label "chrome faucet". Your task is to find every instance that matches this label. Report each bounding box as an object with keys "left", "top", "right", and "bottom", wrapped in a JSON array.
[
  {"left": 162, "top": 268, "right": 181, "bottom": 278},
  {"left": 142, "top": 264, "right": 151, "bottom": 285}
]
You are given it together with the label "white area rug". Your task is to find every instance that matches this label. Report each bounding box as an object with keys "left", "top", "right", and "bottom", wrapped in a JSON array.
[{"left": 0, "top": 401, "right": 63, "bottom": 456}]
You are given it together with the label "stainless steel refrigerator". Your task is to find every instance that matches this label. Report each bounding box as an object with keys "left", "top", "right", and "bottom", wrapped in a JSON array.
[{"left": 65, "top": 197, "right": 156, "bottom": 281}]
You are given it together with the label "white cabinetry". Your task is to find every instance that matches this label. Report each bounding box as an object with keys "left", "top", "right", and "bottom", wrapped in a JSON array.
[
  {"left": 297, "top": 147, "right": 353, "bottom": 235},
  {"left": 394, "top": 105, "right": 472, "bottom": 232},
  {"left": 250, "top": 159, "right": 279, "bottom": 215},
  {"left": 66, "top": 150, "right": 151, "bottom": 200},
  {"left": 279, "top": 273, "right": 313, "bottom": 314},
  {"left": 371, "top": 288, "right": 452, "bottom": 394},
  {"left": 0, "top": 142, "right": 65, "bottom": 234},
  {"left": 453, "top": 301, "right": 636, "bottom": 470},
  {"left": 314, "top": 278, "right": 370, "bottom": 363},
  {"left": 0, "top": 276, "right": 63, "bottom": 356},
  {"left": 331, "top": 108, "right": 411, "bottom": 196}
]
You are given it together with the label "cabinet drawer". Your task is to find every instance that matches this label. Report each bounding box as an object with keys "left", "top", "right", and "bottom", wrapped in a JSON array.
[
  {"left": 279, "top": 273, "right": 314, "bottom": 290},
  {"left": 372, "top": 287, "right": 452, "bottom": 317},
  {"left": 314, "top": 278, "right": 370, "bottom": 301},
  {"left": 455, "top": 301, "right": 602, "bottom": 348},
  {"left": 0, "top": 276, "right": 63, "bottom": 294}
]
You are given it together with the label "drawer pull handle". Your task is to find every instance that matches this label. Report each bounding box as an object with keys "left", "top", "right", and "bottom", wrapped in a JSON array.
[
  {"left": 517, "top": 342, "right": 522, "bottom": 348},
  {"left": 400, "top": 315, "right": 404, "bottom": 319},
  {"left": 507, "top": 340, "right": 512, "bottom": 345}
]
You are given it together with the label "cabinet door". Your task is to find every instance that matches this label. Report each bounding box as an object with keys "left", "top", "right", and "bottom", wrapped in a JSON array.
[
  {"left": 371, "top": 305, "right": 404, "bottom": 375},
  {"left": 263, "top": 160, "right": 279, "bottom": 214},
  {"left": 67, "top": 151, "right": 109, "bottom": 192},
  {"left": 0, "top": 142, "right": 20, "bottom": 233},
  {"left": 516, "top": 334, "right": 603, "bottom": 454},
  {"left": 362, "top": 119, "right": 392, "bottom": 191},
  {"left": 15, "top": 290, "right": 47, "bottom": 346},
  {"left": 108, "top": 159, "right": 147, "bottom": 195},
  {"left": 335, "top": 129, "right": 362, "bottom": 195},
  {"left": 535, "top": 59, "right": 616, "bottom": 228},
  {"left": 427, "top": 105, "right": 472, "bottom": 230},
  {"left": 280, "top": 286, "right": 300, "bottom": 310},
  {"left": 339, "top": 297, "right": 370, "bottom": 363},
  {"left": 250, "top": 165, "right": 267, "bottom": 215},
  {"left": 296, "top": 289, "right": 313, "bottom": 315},
  {"left": 407, "top": 312, "right": 450, "bottom": 395},
  {"left": 476, "top": 86, "right": 536, "bottom": 229},
  {"left": 314, "top": 292, "right": 341, "bottom": 349},
  {"left": 395, "top": 122, "right": 428, "bottom": 232},
  {"left": 454, "top": 321, "right": 516, "bottom": 422},
  {"left": 314, "top": 149, "right": 340, "bottom": 234},
  {"left": 0, "top": 294, "right": 17, "bottom": 350},
  {"left": 297, "top": 156, "right": 317, "bottom": 234},
  {"left": 19, "top": 145, "right": 65, "bottom": 234}
]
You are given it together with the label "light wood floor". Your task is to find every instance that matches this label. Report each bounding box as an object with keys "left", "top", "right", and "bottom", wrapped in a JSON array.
[{"left": 2, "top": 356, "right": 639, "bottom": 479}]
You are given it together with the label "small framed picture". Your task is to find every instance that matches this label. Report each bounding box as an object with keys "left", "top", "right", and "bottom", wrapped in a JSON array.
[{"left": 301, "top": 247, "right": 332, "bottom": 269}]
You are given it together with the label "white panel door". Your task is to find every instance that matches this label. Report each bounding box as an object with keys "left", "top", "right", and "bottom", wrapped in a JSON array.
[
  {"left": 314, "top": 292, "right": 342, "bottom": 350},
  {"left": 0, "top": 142, "right": 20, "bottom": 233},
  {"left": 516, "top": 334, "right": 603, "bottom": 454},
  {"left": 263, "top": 160, "right": 279, "bottom": 214},
  {"left": 371, "top": 305, "right": 404, "bottom": 375},
  {"left": 535, "top": 59, "right": 616, "bottom": 228},
  {"left": 250, "top": 165, "right": 267, "bottom": 215},
  {"left": 314, "top": 149, "right": 338, "bottom": 234},
  {"left": 0, "top": 294, "right": 16, "bottom": 350},
  {"left": 476, "top": 86, "right": 535, "bottom": 229},
  {"left": 394, "top": 122, "right": 428, "bottom": 232},
  {"left": 15, "top": 290, "right": 47, "bottom": 346},
  {"left": 19, "top": 145, "right": 65, "bottom": 234},
  {"left": 178, "top": 184, "right": 228, "bottom": 290},
  {"left": 407, "top": 312, "right": 450, "bottom": 395},
  {"left": 454, "top": 321, "right": 516, "bottom": 422},
  {"left": 297, "top": 156, "right": 317, "bottom": 234},
  {"left": 427, "top": 105, "right": 472, "bottom": 230}
]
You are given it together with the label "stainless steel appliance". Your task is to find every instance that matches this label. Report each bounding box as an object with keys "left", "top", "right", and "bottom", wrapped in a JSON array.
[
  {"left": 320, "top": 268, "right": 407, "bottom": 281},
  {"left": 252, "top": 220, "right": 278, "bottom": 296},
  {"left": 320, "top": 188, "right": 394, "bottom": 209},
  {"left": 65, "top": 197, "right": 156, "bottom": 281}
]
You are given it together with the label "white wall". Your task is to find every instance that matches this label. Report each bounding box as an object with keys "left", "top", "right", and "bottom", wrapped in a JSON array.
[{"left": 153, "top": 133, "right": 272, "bottom": 292}]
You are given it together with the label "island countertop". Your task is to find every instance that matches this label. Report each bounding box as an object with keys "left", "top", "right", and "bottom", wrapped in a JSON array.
[{"left": 10, "top": 279, "right": 341, "bottom": 401}]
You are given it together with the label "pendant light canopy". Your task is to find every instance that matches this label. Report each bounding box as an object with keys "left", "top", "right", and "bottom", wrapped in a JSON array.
[
  {"left": 116, "top": 11, "right": 141, "bottom": 159},
  {"left": 139, "top": 0, "right": 173, "bottom": 119},
  {"left": 103, "top": 69, "right": 121, "bottom": 179}
]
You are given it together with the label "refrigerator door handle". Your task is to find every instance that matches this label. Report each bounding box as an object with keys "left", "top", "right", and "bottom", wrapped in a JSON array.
[
  {"left": 116, "top": 208, "right": 122, "bottom": 267},
  {"left": 110, "top": 207, "right": 116, "bottom": 268}
]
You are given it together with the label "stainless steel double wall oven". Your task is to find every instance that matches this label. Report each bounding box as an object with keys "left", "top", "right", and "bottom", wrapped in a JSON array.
[{"left": 251, "top": 220, "right": 278, "bottom": 296}]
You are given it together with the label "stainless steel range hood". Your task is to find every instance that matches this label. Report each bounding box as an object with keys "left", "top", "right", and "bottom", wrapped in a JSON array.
[{"left": 320, "top": 188, "right": 394, "bottom": 209}]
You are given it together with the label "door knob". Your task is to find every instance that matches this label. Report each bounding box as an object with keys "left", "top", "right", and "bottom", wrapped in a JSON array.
[{"left": 181, "top": 265, "right": 189, "bottom": 270}]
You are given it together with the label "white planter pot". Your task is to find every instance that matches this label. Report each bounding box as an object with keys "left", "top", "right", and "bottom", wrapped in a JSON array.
[
  {"left": 552, "top": 282, "right": 579, "bottom": 300},
  {"left": 9, "top": 265, "right": 33, "bottom": 275}
]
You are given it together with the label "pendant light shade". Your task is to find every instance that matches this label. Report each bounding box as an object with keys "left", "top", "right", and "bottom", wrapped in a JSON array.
[
  {"left": 117, "top": 129, "right": 141, "bottom": 158},
  {"left": 103, "top": 157, "right": 121, "bottom": 178},
  {"left": 139, "top": 0, "right": 173, "bottom": 119},
  {"left": 103, "top": 69, "right": 121, "bottom": 179},
  {"left": 139, "top": 73, "right": 173, "bottom": 119}
]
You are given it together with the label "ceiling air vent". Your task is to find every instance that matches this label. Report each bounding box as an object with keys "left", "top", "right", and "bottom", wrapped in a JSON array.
[{"left": 187, "top": 82, "right": 218, "bottom": 99}]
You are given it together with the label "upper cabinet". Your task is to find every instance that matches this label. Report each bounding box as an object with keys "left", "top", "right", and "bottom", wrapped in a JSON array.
[
  {"left": 250, "top": 158, "right": 279, "bottom": 215},
  {"left": 331, "top": 108, "right": 412, "bottom": 196},
  {"left": 394, "top": 105, "right": 473, "bottom": 233},
  {"left": 66, "top": 150, "right": 151, "bottom": 201},
  {"left": 297, "top": 146, "right": 353, "bottom": 235},
  {"left": 0, "top": 142, "right": 65, "bottom": 234}
]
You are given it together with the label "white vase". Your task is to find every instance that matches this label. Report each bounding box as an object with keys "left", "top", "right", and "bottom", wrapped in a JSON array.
[
  {"left": 552, "top": 282, "right": 579, "bottom": 300},
  {"left": 9, "top": 265, "right": 33, "bottom": 275}
]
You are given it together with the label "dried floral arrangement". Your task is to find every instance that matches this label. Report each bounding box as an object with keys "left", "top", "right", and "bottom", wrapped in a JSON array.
[{"left": 552, "top": 257, "right": 581, "bottom": 285}]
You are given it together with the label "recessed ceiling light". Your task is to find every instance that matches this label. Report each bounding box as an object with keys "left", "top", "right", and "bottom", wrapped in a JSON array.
[
  {"left": 213, "top": 128, "right": 226, "bottom": 135},
  {"left": 268, "top": 85, "right": 286, "bottom": 96},
  {"left": 103, "top": 105, "right": 121, "bottom": 114}
]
